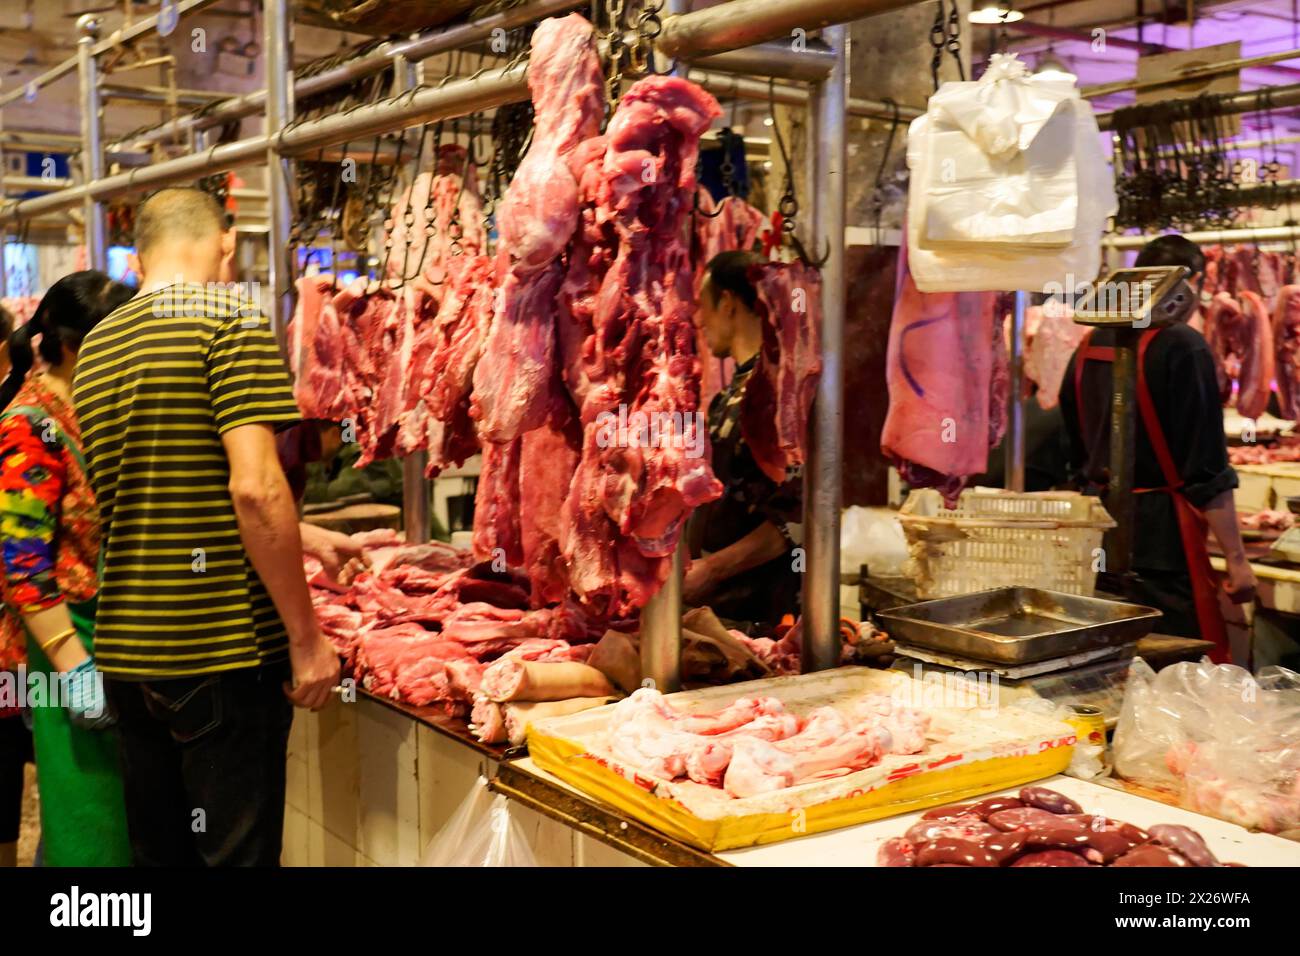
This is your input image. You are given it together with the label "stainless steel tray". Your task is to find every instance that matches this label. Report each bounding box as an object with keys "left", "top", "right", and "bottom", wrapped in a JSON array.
[{"left": 877, "top": 587, "right": 1161, "bottom": 664}]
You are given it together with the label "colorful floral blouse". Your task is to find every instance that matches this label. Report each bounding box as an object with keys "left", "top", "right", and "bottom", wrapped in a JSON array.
[{"left": 0, "top": 375, "right": 100, "bottom": 674}]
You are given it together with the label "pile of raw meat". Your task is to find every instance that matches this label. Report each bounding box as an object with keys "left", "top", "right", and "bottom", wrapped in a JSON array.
[
  {"left": 877, "top": 786, "right": 1242, "bottom": 867},
  {"left": 607, "top": 687, "right": 931, "bottom": 798},
  {"left": 1239, "top": 508, "right": 1294, "bottom": 532},
  {"left": 307, "top": 528, "right": 600, "bottom": 714},
  {"left": 1229, "top": 441, "right": 1300, "bottom": 465}
]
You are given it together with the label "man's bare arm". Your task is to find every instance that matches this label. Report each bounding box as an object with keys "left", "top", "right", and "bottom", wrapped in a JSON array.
[
  {"left": 683, "top": 521, "right": 790, "bottom": 603},
  {"left": 221, "top": 423, "right": 338, "bottom": 707},
  {"left": 1202, "top": 489, "right": 1258, "bottom": 603}
]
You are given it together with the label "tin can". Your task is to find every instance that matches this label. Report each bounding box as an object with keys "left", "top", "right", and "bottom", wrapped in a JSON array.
[{"left": 1066, "top": 705, "right": 1106, "bottom": 749}]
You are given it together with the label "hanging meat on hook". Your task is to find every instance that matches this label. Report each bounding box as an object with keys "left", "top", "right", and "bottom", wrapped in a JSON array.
[
  {"left": 739, "top": 260, "right": 823, "bottom": 483},
  {"left": 385, "top": 143, "right": 487, "bottom": 294},
  {"left": 558, "top": 75, "right": 724, "bottom": 616},
  {"left": 470, "top": 13, "right": 606, "bottom": 442},
  {"left": 1274, "top": 284, "right": 1300, "bottom": 420},
  {"left": 881, "top": 239, "right": 998, "bottom": 505},
  {"left": 1203, "top": 289, "right": 1274, "bottom": 420}
]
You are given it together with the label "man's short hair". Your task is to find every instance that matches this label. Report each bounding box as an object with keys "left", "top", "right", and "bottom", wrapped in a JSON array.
[
  {"left": 134, "top": 187, "right": 227, "bottom": 257},
  {"left": 704, "top": 250, "right": 765, "bottom": 312},
  {"left": 1134, "top": 233, "right": 1206, "bottom": 276}
]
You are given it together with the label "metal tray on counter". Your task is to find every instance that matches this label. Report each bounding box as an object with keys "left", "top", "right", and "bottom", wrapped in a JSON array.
[{"left": 877, "top": 587, "right": 1161, "bottom": 664}]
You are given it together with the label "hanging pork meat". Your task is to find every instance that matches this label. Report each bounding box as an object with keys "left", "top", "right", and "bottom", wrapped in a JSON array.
[
  {"left": 739, "top": 261, "right": 823, "bottom": 484},
  {"left": 880, "top": 239, "right": 999, "bottom": 505},
  {"left": 1204, "top": 289, "right": 1274, "bottom": 420},
  {"left": 558, "top": 75, "right": 724, "bottom": 616},
  {"left": 470, "top": 13, "right": 606, "bottom": 442},
  {"left": 1274, "top": 285, "right": 1300, "bottom": 420}
]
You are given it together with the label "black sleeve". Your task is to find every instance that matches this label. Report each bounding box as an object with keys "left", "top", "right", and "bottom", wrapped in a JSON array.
[
  {"left": 1058, "top": 352, "right": 1087, "bottom": 485},
  {"left": 1158, "top": 333, "right": 1238, "bottom": 508}
]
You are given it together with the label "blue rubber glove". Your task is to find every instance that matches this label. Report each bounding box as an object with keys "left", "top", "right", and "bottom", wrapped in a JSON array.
[{"left": 64, "top": 658, "right": 116, "bottom": 731}]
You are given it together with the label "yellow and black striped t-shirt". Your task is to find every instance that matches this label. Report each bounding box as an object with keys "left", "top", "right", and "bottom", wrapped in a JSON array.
[{"left": 73, "top": 284, "right": 301, "bottom": 679}]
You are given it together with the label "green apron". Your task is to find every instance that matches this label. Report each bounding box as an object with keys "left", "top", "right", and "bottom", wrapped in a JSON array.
[
  {"left": 24, "top": 597, "right": 131, "bottom": 866},
  {"left": 1, "top": 405, "right": 130, "bottom": 867}
]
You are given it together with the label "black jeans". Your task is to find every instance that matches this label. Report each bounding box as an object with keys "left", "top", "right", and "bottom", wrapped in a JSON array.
[{"left": 105, "top": 664, "right": 293, "bottom": 867}]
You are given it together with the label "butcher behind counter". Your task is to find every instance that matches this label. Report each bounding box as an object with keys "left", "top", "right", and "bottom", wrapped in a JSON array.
[
  {"left": 684, "top": 251, "right": 802, "bottom": 633},
  {"left": 1059, "top": 234, "right": 1256, "bottom": 660}
]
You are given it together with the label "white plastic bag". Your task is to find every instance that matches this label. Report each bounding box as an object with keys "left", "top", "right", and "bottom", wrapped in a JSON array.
[
  {"left": 1113, "top": 658, "right": 1300, "bottom": 834},
  {"left": 841, "top": 506, "right": 909, "bottom": 577},
  {"left": 922, "top": 56, "right": 1079, "bottom": 248},
  {"left": 905, "top": 55, "right": 1117, "bottom": 293},
  {"left": 421, "top": 775, "right": 538, "bottom": 866}
]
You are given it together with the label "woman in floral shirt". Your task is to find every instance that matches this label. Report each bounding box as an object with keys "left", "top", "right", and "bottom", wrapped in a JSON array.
[{"left": 0, "top": 272, "right": 134, "bottom": 866}]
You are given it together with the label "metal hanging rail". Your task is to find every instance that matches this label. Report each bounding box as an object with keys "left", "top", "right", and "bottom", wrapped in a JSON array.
[
  {"left": 0, "top": 0, "right": 223, "bottom": 110},
  {"left": 1082, "top": 46, "right": 1300, "bottom": 100},
  {"left": 657, "top": 0, "right": 916, "bottom": 59},
  {"left": 1104, "top": 224, "right": 1300, "bottom": 248},
  {"left": 688, "top": 69, "right": 922, "bottom": 121},
  {"left": 108, "top": 0, "right": 584, "bottom": 152},
  {"left": 1096, "top": 81, "right": 1300, "bottom": 131}
]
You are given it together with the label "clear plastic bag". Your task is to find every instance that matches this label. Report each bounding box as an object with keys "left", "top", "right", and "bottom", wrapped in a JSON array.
[
  {"left": 1008, "top": 696, "right": 1105, "bottom": 780},
  {"left": 1113, "top": 658, "right": 1300, "bottom": 834},
  {"left": 421, "top": 776, "right": 538, "bottom": 867}
]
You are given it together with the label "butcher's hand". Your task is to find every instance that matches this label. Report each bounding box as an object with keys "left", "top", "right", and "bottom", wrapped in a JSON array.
[
  {"left": 682, "top": 558, "right": 716, "bottom": 605},
  {"left": 1223, "top": 555, "right": 1258, "bottom": 604},
  {"left": 300, "top": 522, "right": 371, "bottom": 586},
  {"left": 285, "top": 627, "right": 341, "bottom": 710}
]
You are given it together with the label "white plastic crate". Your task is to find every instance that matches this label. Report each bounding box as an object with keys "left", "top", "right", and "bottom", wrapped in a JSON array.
[{"left": 898, "top": 488, "right": 1116, "bottom": 598}]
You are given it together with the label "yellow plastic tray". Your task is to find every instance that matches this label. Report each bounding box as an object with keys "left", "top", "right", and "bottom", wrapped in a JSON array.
[{"left": 528, "top": 668, "right": 1076, "bottom": 852}]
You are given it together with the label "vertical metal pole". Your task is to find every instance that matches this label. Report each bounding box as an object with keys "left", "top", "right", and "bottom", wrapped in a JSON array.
[
  {"left": 802, "top": 23, "right": 847, "bottom": 673},
  {"left": 640, "top": 0, "right": 691, "bottom": 693},
  {"left": 393, "top": 52, "right": 432, "bottom": 544},
  {"left": 1004, "top": 290, "right": 1027, "bottom": 491},
  {"left": 264, "top": 0, "right": 294, "bottom": 349},
  {"left": 77, "top": 15, "right": 107, "bottom": 271},
  {"left": 1106, "top": 329, "right": 1139, "bottom": 577}
]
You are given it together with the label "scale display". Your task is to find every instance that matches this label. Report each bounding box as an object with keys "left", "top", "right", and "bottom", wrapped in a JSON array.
[{"left": 1073, "top": 265, "right": 1192, "bottom": 328}]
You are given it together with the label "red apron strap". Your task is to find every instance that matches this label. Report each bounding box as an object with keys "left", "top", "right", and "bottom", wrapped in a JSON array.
[{"left": 1132, "top": 328, "right": 1231, "bottom": 662}]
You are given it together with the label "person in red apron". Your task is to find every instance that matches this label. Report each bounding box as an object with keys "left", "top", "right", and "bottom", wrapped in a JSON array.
[{"left": 1059, "top": 235, "right": 1256, "bottom": 663}]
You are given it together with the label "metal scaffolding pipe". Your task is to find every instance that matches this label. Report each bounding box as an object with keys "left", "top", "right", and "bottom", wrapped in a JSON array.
[
  {"left": 101, "top": 85, "right": 228, "bottom": 108},
  {"left": 1104, "top": 224, "right": 1300, "bottom": 248},
  {"left": 393, "top": 55, "right": 433, "bottom": 546},
  {"left": 0, "top": 0, "right": 223, "bottom": 110},
  {"left": 689, "top": 39, "right": 836, "bottom": 82},
  {"left": 78, "top": 16, "right": 107, "bottom": 271},
  {"left": 0, "top": 132, "right": 82, "bottom": 151},
  {"left": 687, "top": 69, "right": 922, "bottom": 122},
  {"left": 1097, "top": 82, "right": 1300, "bottom": 131},
  {"left": 2, "top": 176, "right": 74, "bottom": 193},
  {"left": 108, "top": 0, "right": 582, "bottom": 151},
  {"left": 1083, "top": 46, "right": 1300, "bottom": 100},
  {"left": 639, "top": 0, "right": 691, "bottom": 696},
  {"left": 802, "top": 23, "right": 847, "bottom": 674},
  {"left": 659, "top": 0, "right": 919, "bottom": 60},
  {"left": 0, "top": 63, "right": 525, "bottom": 225},
  {"left": 265, "top": 0, "right": 294, "bottom": 348},
  {"left": 1005, "top": 291, "right": 1028, "bottom": 492}
]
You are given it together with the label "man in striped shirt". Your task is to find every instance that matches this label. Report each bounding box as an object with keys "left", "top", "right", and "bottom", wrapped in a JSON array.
[{"left": 73, "top": 187, "right": 339, "bottom": 866}]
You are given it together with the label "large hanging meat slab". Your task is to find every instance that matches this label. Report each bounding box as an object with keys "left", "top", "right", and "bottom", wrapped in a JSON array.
[
  {"left": 471, "top": 13, "right": 606, "bottom": 443},
  {"left": 558, "top": 75, "right": 724, "bottom": 616}
]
